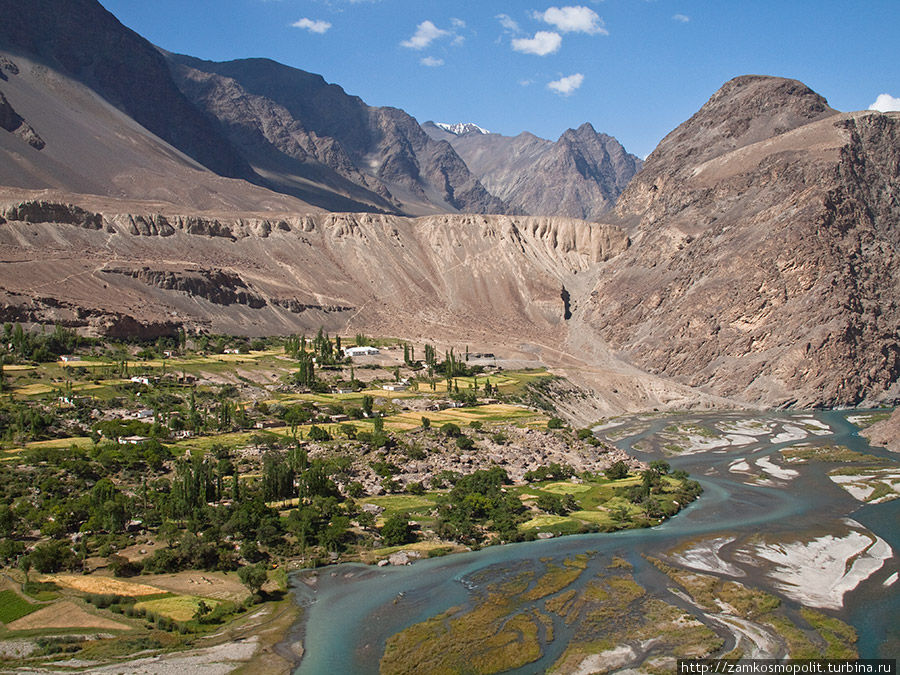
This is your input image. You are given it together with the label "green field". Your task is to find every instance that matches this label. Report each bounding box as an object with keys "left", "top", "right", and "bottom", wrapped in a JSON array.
[{"left": 0, "top": 590, "right": 39, "bottom": 624}]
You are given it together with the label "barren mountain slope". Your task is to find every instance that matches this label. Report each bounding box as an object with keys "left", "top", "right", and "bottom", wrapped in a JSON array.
[
  {"left": 588, "top": 76, "right": 900, "bottom": 407},
  {"left": 0, "top": 0, "right": 250, "bottom": 180},
  {"left": 861, "top": 409, "right": 900, "bottom": 453},
  {"left": 0, "top": 53, "right": 318, "bottom": 213},
  {"left": 422, "top": 122, "right": 641, "bottom": 220}
]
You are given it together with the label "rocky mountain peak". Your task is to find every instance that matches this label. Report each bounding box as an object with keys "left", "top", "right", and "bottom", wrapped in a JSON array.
[
  {"left": 433, "top": 122, "right": 491, "bottom": 136},
  {"left": 643, "top": 75, "right": 837, "bottom": 173},
  {"left": 615, "top": 75, "right": 839, "bottom": 219}
]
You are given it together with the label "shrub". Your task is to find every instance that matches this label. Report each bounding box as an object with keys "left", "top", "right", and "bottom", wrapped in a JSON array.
[
  {"left": 455, "top": 436, "right": 475, "bottom": 451},
  {"left": 307, "top": 425, "right": 331, "bottom": 442},
  {"left": 441, "top": 422, "right": 461, "bottom": 437},
  {"left": 345, "top": 481, "right": 365, "bottom": 498},
  {"left": 381, "top": 514, "right": 414, "bottom": 547},
  {"left": 605, "top": 461, "right": 629, "bottom": 481}
]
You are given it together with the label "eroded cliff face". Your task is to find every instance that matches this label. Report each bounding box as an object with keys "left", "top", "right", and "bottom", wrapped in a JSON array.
[
  {"left": 0, "top": 202, "right": 627, "bottom": 351},
  {"left": 586, "top": 76, "right": 900, "bottom": 407}
]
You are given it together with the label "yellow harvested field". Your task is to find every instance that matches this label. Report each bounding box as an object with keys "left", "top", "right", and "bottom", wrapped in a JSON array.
[
  {"left": 7, "top": 601, "right": 130, "bottom": 631},
  {"left": 391, "top": 404, "right": 537, "bottom": 427},
  {"left": 135, "top": 595, "right": 220, "bottom": 622},
  {"left": 42, "top": 574, "right": 165, "bottom": 597},
  {"left": 13, "top": 383, "right": 54, "bottom": 395},
  {"left": 9, "top": 437, "right": 93, "bottom": 454},
  {"left": 142, "top": 571, "right": 249, "bottom": 602},
  {"left": 521, "top": 514, "right": 573, "bottom": 529},
  {"left": 1, "top": 364, "right": 35, "bottom": 371},
  {"left": 540, "top": 482, "right": 594, "bottom": 495}
]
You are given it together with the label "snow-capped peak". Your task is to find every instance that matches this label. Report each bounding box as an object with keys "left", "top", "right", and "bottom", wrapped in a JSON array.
[{"left": 434, "top": 122, "right": 491, "bottom": 136}]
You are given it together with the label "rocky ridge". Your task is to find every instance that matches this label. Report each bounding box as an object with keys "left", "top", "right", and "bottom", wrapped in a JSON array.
[
  {"left": 424, "top": 121, "right": 642, "bottom": 220},
  {"left": 169, "top": 55, "right": 509, "bottom": 216},
  {"left": 588, "top": 76, "right": 900, "bottom": 407}
]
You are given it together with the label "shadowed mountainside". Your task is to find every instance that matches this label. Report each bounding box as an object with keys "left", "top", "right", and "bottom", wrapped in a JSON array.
[{"left": 168, "top": 55, "right": 510, "bottom": 217}]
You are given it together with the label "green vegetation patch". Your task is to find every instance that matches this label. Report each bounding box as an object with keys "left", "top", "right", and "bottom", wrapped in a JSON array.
[
  {"left": 364, "top": 495, "right": 435, "bottom": 519},
  {"left": 523, "top": 557, "right": 586, "bottom": 601},
  {"left": 781, "top": 445, "right": 886, "bottom": 464},
  {"left": 800, "top": 608, "right": 857, "bottom": 658},
  {"left": 0, "top": 590, "right": 39, "bottom": 623},
  {"left": 847, "top": 411, "right": 892, "bottom": 429},
  {"left": 381, "top": 597, "right": 542, "bottom": 674}
]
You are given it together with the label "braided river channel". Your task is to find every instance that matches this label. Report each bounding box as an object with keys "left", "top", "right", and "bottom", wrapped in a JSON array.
[{"left": 288, "top": 410, "right": 900, "bottom": 673}]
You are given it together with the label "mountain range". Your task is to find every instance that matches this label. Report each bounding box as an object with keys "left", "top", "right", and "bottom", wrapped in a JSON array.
[
  {"left": 0, "top": 0, "right": 898, "bottom": 412},
  {"left": 423, "top": 121, "right": 642, "bottom": 220},
  {"left": 0, "top": 0, "right": 637, "bottom": 219}
]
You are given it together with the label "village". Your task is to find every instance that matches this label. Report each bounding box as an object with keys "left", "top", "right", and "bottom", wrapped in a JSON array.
[{"left": 0, "top": 323, "right": 702, "bottom": 667}]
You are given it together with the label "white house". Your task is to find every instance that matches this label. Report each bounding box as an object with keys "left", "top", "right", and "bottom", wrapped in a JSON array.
[{"left": 344, "top": 346, "right": 380, "bottom": 357}]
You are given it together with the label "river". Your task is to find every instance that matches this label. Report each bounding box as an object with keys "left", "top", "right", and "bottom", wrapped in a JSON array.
[{"left": 290, "top": 410, "right": 899, "bottom": 673}]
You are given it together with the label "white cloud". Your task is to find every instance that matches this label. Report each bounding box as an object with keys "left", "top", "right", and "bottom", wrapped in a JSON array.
[
  {"left": 401, "top": 20, "right": 450, "bottom": 50},
  {"left": 548, "top": 73, "right": 584, "bottom": 96},
  {"left": 534, "top": 6, "right": 607, "bottom": 35},
  {"left": 512, "top": 31, "right": 562, "bottom": 56},
  {"left": 519, "top": 79, "right": 534, "bottom": 87},
  {"left": 496, "top": 13, "right": 522, "bottom": 34},
  {"left": 672, "top": 13, "right": 690, "bottom": 23},
  {"left": 869, "top": 93, "right": 900, "bottom": 112},
  {"left": 420, "top": 56, "right": 444, "bottom": 67},
  {"left": 451, "top": 18, "right": 466, "bottom": 29},
  {"left": 292, "top": 18, "right": 331, "bottom": 34}
]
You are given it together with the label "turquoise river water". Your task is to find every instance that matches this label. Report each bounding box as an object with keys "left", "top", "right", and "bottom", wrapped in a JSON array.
[{"left": 288, "top": 410, "right": 900, "bottom": 673}]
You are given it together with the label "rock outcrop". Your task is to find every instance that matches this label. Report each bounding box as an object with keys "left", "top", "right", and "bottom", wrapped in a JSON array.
[
  {"left": 861, "top": 409, "right": 900, "bottom": 453},
  {"left": 587, "top": 76, "right": 900, "bottom": 407},
  {"left": 0, "top": 89, "right": 44, "bottom": 150},
  {"left": 0, "top": 204, "right": 627, "bottom": 353}
]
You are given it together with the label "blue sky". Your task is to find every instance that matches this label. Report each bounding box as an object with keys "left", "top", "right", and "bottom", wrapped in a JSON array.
[{"left": 99, "top": 0, "right": 900, "bottom": 158}]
